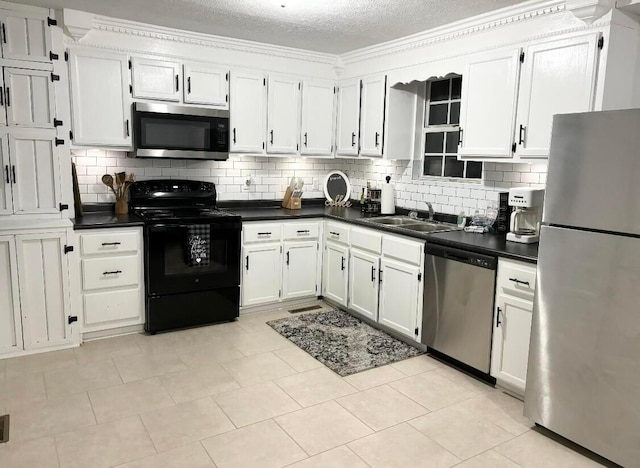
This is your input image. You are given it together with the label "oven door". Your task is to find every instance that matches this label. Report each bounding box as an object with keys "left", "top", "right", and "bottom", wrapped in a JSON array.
[
  {"left": 133, "top": 103, "right": 229, "bottom": 160},
  {"left": 146, "top": 220, "right": 240, "bottom": 295}
]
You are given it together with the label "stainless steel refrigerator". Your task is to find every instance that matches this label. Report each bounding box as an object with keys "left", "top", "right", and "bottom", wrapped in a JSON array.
[{"left": 524, "top": 109, "right": 640, "bottom": 468}]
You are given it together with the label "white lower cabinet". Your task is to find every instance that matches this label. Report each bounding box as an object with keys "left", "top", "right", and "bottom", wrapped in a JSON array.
[
  {"left": 78, "top": 227, "right": 144, "bottom": 334},
  {"left": 323, "top": 241, "right": 349, "bottom": 307},
  {"left": 242, "top": 242, "right": 282, "bottom": 306},
  {"left": 491, "top": 258, "right": 537, "bottom": 395},
  {"left": 378, "top": 258, "right": 422, "bottom": 339},
  {"left": 241, "top": 220, "right": 320, "bottom": 308},
  {"left": 283, "top": 240, "right": 318, "bottom": 299},
  {"left": 348, "top": 248, "right": 379, "bottom": 321},
  {"left": 0, "top": 228, "right": 77, "bottom": 355}
]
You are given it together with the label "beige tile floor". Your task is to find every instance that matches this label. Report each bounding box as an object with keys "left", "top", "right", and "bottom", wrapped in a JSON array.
[{"left": 0, "top": 304, "right": 614, "bottom": 468}]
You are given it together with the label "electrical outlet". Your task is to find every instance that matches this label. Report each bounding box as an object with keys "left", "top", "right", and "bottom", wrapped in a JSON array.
[
  {"left": 312, "top": 178, "right": 319, "bottom": 190},
  {"left": 243, "top": 174, "right": 253, "bottom": 191}
]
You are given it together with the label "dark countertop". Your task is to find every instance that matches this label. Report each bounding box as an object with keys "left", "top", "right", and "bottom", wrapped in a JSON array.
[
  {"left": 226, "top": 205, "right": 538, "bottom": 264},
  {"left": 72, "top": 212, "right": 145, "bottom": 230}
]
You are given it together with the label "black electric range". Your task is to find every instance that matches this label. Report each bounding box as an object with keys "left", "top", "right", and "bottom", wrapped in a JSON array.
[{"left": 129, "top": 180, "right": 241, "bottom": 333}]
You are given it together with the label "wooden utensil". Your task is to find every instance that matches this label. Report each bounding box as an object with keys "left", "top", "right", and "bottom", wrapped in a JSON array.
[{"left": 101, "top": 174, "right": 117, "bottom": 196}]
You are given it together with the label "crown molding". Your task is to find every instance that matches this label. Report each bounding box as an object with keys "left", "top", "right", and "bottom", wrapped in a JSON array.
[
  {"left": 90, "top": 15, "right": 337, "bottom": 66},
  {"left": 340, "top": 0, "right": 567, "bottom": 64}
]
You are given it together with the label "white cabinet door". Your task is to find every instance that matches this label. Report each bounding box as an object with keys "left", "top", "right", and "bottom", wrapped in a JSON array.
[
  {"left": 184, "top": 64, "right": 228, "bottom": 106},
  {"left": 515, "top": 34, "right": 599, "bottom": 160},
  {"left": 0, "top": 131, "right": 12, "bottom": 215},
  {"left": 0, "top": 236, "right": 23, "bottom": 355},
  {"left": 379, "top": 258, "right": 421, "bottom": 339},
  {"left": 348, "top": 249, "right": 379, "bottom": 321},
  {"left": 323, "top": 241, "right": 349, "bottom": 307},
  {"left": 490, "top": 293, "right": 533, "bottom": 393},
  {"left": 359, "top": 75, "right": 386, "bottom": 157},
  {"left": 336, "top": 79, "right": 361, "bottom": 157},
  {"left": 242, "top": 243, "right": 281, "bottom": 306},
  {"left": 0, "top": 9, "right": 51, "bottom": 62},
  {"left": 131, "top": 57, "right": 181, "bottom": 102},
  {"left": 69, "top": 49, "right": 132, "bottom": 147},
  {"left": 458, "top": 48, "right": 521, "bottom": 159},
  {"left": 9, "top": 129, "right": 61, "bottom": 215},
  {"left": 283, "top": 240, "right": 318, "bottom": 300},
  {"left": 5, "top": 68, "right": 55, "bottom": 128},
  {"left": 301, "top": 80, "right": 334, "bottom": 156},
  {"left": 230, "top": 71, "right": 266, "bottom": 153},
  {"left": 16, "top": 231, "right": 72, "bottom": 350},
  {"left": 267, "top": 75, "right": 300, "bottom": 154}
]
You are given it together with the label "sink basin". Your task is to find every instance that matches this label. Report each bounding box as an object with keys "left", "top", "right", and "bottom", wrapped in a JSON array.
[
  {"left": 400, "top": 222, "right": 459, "bottom": 233},
  {"left": 366, "top": 216, "right": 422, "bottom": 226}
]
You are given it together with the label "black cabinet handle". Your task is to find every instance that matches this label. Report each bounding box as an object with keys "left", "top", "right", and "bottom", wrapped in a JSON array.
[
  {"left": 351, "top": 132, "right": 355, "bottom": 147},
  {"left": 304, "top": 132, "right": 308, "bottom": 147},
  {"left": 257, "top": 232, "right": 271, "bottom": 236},
  {"left": 496, "top": 307, "right": 502, "bottom": 327},
  {"left": 5, "top": 87, "right": 9, "bottom": 107},
  {"left": 1, "top": 24, "right": 6, "bottom": 44},
  {"left": 125, "top": 119, "right": 130, "bottom": 137},
  {"left": 245, "top": 255, "right": 249, "bottom": 270},
  {"left": 103, "top": 270, "right": 122, "bottom": 275},
  {"left": 187, "top": 76, "right": 191, "bottom": 94},
  {"left": 519, "top": 125, "right": 526, "bottom": 145},
  {"left": 232, "top": 128, "right": 236, "bottom": 144},
  {"left": 379, "top": 269, "right": 383, "bottom": 283},
  {"left": 175, "top": 74, "right": 179, "bottom": 92},
  {"left": 375, "top": 132, "right": 380, "bottom": 147},
  {"left": 4, "top": 165, "right": 8, "bottom": 183},
  {"left": 458, "top": 128, "right": 464, "bottom": 146},
  {"left": 509, "top": 277, "right": 530, "bottom": 287},
  {"left": 286, "top": 251, "right": 290, "bottom": 266},
  {"left": 101, "top": 242, "right": 121, "bottom": 246},
  {"left": 296, "top": 230, "right": 309, "bottom": 234},
  {"left": 11, "top": 165, "right": 15, "bottom": 184},
  {"left": 371, "top": 266, "right": 375, "bottom": 282},
  {"left": 329, "top": 231, "right": 340, "bottom": 237},
  {"left": 270, "top": 130, "right": 274, "bottom": 145},
  {"left": 0, "top": 86, "right": 3, "bottom": 106},
  {"left": 341, "top": 256, "right": 345, "bottom": 271}
]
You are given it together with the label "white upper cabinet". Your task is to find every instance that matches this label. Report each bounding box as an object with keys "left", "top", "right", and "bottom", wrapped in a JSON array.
[
  {"left": 0, "top": 9, "right": 52, "bottom": 62},
  {"left": 230, "top": 71, "right": 266, "bottom": 153},
  {"left": 0, "top": 236, "right": 22, "bottom": 355},
  {"left": 69, "top": 49, "right": 132, "bottom": 147},
  {"left": 0, "top": 132, "right": 10, "bottom": 214},
  {"left": 184, "top": 64, "right": 229, "bottom": 107},
  {"left": 15, "top": 231, "right": 72, "bottom": 350},
  {"left": 131, "top": 57, "right": 181, "bottom": 102},
  {"left": 458, "top": 47, "right": 521, "bottom": 159},
  {"left": 300, "top": 80, "right": 334, "bottom": 156},
  {"left": 9, "top": 129, "right": 61, "bottom": 215},
  {"left": 359, "top": 75, "right": 386, "bottom": 157},
  {"left": 515, "top": 34, "right": 599, "bottom": 160},
  {"left": 4, "top": 68, "right": 55, "bottom": 128},
  {"left": 267, "top": 75, "right": 300, "bottom": 154},
  {"left": 336, "top": 79, "right": 361, "bottom": 157}
]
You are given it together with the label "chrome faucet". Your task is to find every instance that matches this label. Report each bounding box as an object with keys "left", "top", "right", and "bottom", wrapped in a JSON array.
[
  {"left": 408, "top": 211, "right": 418, "bottom": 220},
  {"left": 426, "top": 202, "right": 434, "bottom": 220}
]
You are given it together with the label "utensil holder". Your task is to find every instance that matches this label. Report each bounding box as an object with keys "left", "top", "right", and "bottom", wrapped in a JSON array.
[{"left": 115, "top": 198, "right": 128, "bottom": 214}]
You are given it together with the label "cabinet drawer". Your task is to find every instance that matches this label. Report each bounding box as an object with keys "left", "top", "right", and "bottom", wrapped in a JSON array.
[
  {"left": 81, "top": 231, "right": 139, "bottom": 256},
  {"left": 243, "top": 223, "right": 283, "bottom": 243},
  {"left": 350, "top": 227, "right": 382, "bottom": 254},
  {"left": 325, "top": 222, "right": 349, "bottom": 245},
  {"left": 283, "top": 222, "right": 319, "bottom": 240},
  {"left": 382, "top": 235, "right": 423, "bottom": 265},
  {"left": 82, "top": 255, "right": 139, "bottom": 291},
  {"left": 83, "top": 287, "right": 142, "bottom": 327},
  {"left": 498, "top": 259, "right": 536, "bottom": 299}
]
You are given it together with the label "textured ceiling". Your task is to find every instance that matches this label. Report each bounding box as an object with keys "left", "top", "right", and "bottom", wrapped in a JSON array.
[{"left": 21, "top": 0, "right": 529, "bottom": 53}]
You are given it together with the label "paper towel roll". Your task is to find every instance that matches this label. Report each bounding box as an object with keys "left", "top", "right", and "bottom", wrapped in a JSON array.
[{"left": 381, "top": 183, "right": 395, "bottom": 215}]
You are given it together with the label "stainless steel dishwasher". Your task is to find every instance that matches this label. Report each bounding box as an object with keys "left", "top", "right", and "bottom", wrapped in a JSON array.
[{"left": 422, "top": 243, "right": 497, "bottom": 375}]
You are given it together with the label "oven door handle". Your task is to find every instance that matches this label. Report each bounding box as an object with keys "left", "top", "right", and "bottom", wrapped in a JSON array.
[{"left": 148, "top": 223, "right": 238, "bottom": 232}]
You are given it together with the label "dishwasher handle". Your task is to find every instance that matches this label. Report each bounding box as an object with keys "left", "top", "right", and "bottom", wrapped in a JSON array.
[{"left": 425, "top": 243, "right": 497, "bottom": 270}]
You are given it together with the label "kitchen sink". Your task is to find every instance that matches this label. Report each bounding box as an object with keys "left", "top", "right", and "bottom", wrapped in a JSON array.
[
  {"left": 401, "top": 222, "right": 459, "bottom": 233},
  {"left": 365, "top": 216, "right": 422, "bottom": 225}
]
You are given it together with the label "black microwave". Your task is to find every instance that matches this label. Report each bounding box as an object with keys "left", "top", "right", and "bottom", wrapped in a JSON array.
[{"left": 131, "top": 102, "right": 229, "bottom": 160}]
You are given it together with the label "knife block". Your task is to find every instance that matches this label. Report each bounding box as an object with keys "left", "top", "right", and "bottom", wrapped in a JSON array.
[{"left": 282, "top": 187, "right": 302, "bottom": 210}]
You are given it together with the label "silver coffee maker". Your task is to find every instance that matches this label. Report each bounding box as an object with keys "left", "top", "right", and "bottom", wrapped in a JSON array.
[{"left": 506, "top": 188, "right": 545, "bottom": 244}]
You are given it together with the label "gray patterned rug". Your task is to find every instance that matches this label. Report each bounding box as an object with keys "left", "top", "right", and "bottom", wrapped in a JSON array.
[{"left": 267, "top": 309, "right": 423, "bottom": 376}]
